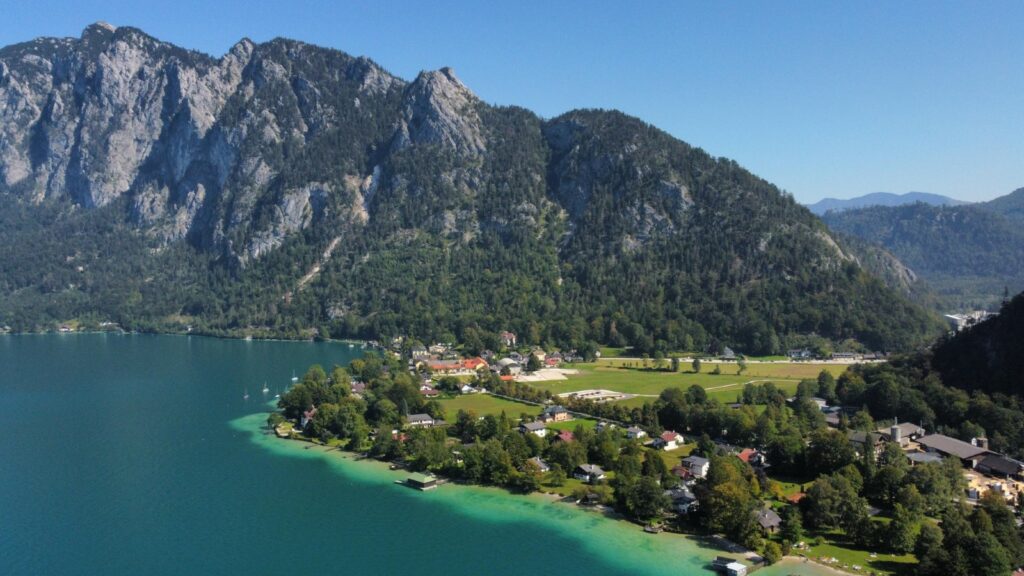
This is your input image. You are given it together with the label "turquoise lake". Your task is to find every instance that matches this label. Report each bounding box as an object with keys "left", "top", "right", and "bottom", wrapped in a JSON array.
[{"left": 0, "top": 334, "right": 832, "bottom": 575}]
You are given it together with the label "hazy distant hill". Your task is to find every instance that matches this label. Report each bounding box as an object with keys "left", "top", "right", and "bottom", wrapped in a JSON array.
[
  {"left": 806, "top": 192, "right": 965, "bottom": 215},
  {"left": 822, "top": 198, "right": 1024, "bottom": 309},
  {"left": 0, "top": 23, "right": 943, "bottom": 353},
  {"left": 978, "top": 187, "right": 1024, "bottom": 224}
]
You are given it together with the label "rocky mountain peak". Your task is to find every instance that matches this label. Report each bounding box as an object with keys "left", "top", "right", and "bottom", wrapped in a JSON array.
[{"left": 394, "top": 66, "right": 485, "bottom": 155}]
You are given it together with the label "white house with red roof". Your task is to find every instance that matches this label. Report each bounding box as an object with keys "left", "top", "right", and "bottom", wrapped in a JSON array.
[{"left": 652, "top": 431, "right": 684, "bottom": 451}]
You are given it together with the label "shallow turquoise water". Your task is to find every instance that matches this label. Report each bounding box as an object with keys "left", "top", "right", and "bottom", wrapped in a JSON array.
[{"left": 0, "top": 334, "right": 831, "bottom": 575}]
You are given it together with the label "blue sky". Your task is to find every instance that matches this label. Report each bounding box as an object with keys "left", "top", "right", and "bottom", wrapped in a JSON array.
[{"left": 3, "top": 1, "right": 1021, "bottom": 203}]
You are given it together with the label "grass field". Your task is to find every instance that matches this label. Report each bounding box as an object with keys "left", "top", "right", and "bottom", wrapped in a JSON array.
[
  {"left": 799, "top": 525, "right": 917, "bottom": 576},
  {"left": 436, "top": 393, "right": 541, "bottom": 419},
  {"left": 655, "top": 443, "right": 695, "bottom": 470},
  {"left": 545, "top": 419, "right": 598, "bottom": 432},
  {"left": 527, "top": 361, "right": 845, "bottom": 403}
]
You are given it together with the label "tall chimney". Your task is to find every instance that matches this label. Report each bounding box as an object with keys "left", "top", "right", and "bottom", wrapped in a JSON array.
[{"left": 891, "top": 425, "right": 902, "bottom": 444}]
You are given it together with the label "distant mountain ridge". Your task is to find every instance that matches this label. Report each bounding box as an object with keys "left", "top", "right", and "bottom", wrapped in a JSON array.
[
  {"left": 806, "top": 192, "right": 966, "bottom": 215},
  {"left": 822, "top": 196, "right": 1024, "bottom": 310},
  {"left": 978, "top": 187, "right": 1024, "bottom": 224},
  {"left": 0, "top": 23, "right": 942, "bottom": 353}
]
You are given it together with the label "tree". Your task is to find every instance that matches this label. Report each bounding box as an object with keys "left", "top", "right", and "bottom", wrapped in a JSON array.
[
  {"left": 671, "top": 357, "right": 680, "bottom": 372},
  {"left": 914, "top": 522, "right": 946, "bottom": 576},
  {"left": 653, "top": 351, "right": 666, "bottom": 371},
  {"left": 780, "top": 505, "right": 803, "bottom": 545},
  {"left": 547, "top": 464, "right": 567, "bottom": 487},
  {"left": 979, "top": 491, "right": 1024, "bottom": 565},
  {"left": 695, "top": 434, "right": 716, "bottom": 458},
  {"left": 896, "top": 484, "right": 925, "bottom": 519},
  {"left": 887, "top": 504, "right": 917, "bottom": 553},
  {"left": 513, "top": 460, "right": 543, "bottom": 493},
  {"left": 761, "top": 540, "right": 782, "bottom": 565},
  {"left": 526, "top": 353, "right": 542, "bottom": 373},
  {"left": 737, "top": 357, "right": 747, "bottom": 375},
  {"left": 692, "top": 358, "right": 701, "bottom": 373},
  {"left": 816, "top": 370, "right": 838, "bottom": 404},
  {"left": 626, "top": 476, "right": 670, "bottom": 520},
  {"left": 806, "top": 428, "right": 855, "bottom": 475}
]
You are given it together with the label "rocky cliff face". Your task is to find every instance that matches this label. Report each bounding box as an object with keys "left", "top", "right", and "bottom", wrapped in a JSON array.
[
  {"left": 0, "top": 23, "right": 411, "bottom": 260},
  {"left": 0, "top": 24, "right": 942, "bottom": 351}
]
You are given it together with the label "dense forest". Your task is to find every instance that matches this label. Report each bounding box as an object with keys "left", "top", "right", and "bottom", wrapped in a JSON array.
[{"left": 0, "top": 25, "right": 944, "bottom": 354}]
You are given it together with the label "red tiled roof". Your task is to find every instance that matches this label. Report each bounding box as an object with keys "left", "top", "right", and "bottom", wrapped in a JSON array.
[
  {"left": 787, "top": 492, "right": 806, "bottom": 504},
  {"left": 660, "top": 431, "right": 681, "bottom": 442},
  {"left": 671, "top": 465, "right": 692, "bottom": 478},
  {"left": 738, "top": 448, "right": 756, "bottom": 463},
  {"left": 557, "top": 430, "right": 575, "bottom": 442}
]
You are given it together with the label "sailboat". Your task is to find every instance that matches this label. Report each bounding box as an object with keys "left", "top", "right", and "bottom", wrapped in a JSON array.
[
  {"left": 243, "top": 387, "right": 250, "bottom": 400},
  {"left": 291, "top": 370, "right": 299, "bottom": 383},
  {"left": 261, "top": 381, "right": 270, "bottom": 394}
]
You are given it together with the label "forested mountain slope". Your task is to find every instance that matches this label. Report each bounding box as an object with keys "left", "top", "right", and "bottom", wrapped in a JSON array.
[
  {"left": 0, "top": 24, "right": 942, "bottom": 353},
  {"left": 822, "top": 201, "right": 1024, "bottom": 310},
  {"left": 979, "top": 187, "right": 1024, "bottom": 224}
]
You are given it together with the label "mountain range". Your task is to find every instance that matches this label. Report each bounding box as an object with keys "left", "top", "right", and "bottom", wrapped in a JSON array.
[
  {"left": 0, "top": 23, "right": 943, "bottom": 353},
  {"left": 821, "top": 188, "right": 1024, "bottom": 310},
  {"left": 805, "top": 192, "right": 966, "bottom": 215}
]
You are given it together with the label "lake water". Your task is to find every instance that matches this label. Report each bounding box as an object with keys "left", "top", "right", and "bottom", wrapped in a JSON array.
[{"left": 0, "top": 334, "right": 832, "bottom": 575}]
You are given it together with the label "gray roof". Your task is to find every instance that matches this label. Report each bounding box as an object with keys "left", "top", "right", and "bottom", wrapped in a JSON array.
[
  {"left": 846, "top": 430, "right": 883, "bottom": 445},
  {"left": 906, "top": 452, "right": 943, "bottom": 465},
  {"left": 665, "top": 487, "right": 696, "bottom": 502},
  {"left": 880, "top": 422, "right": 925, "bottom": 437},
  {"left": 407, "top": 413, "right": 434, "bottom": 423},
  {"left": 543, "top": 405, "right": 567, "bottom": 414},
  {"left": 683, "top": 455, "right": 709, "bottom": 468},
  {"left": 577, "top": 464, "right": 605, "bottom": 475},
  {"left": 756, "top": 508, "right": 782, "bottom": 529},
  {"left": 978, "top": 454, "right": 1022, "bottom": 476},
  {"left": 527, "top": 456, "right": 550, "bottom": 472},
  {"left": 520, "top": 421, "right": 547, "bottom": 432},
  {"left": 917, "top": 434, "right": 988, "bottom": 459}
]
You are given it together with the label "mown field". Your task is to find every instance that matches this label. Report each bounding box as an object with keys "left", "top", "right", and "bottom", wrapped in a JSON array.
[
  {"left": 436, "top": 393, "right": 541, "bottom": 418},
  {"left": 527, "top": 362, "right": 846, "bottom": 402}
]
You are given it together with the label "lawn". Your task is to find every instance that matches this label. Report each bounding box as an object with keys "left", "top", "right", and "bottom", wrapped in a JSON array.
[
  {"left": 545, "top": 418, "right": 598, "bottom": 432},
  {"left": 541, "top": 476, "right": 588, "bottom": 497},
  {"left": 437, "top": 393, "right": 541, "bottom": 419},
  {"left": 655, "top": 443, "right": 695, "bottom": 470},
  {"left": 528, "top": 361, "right": 835, "bottom": 401},
  {"left": 798, "top": 527, "right": 917, "bottom": 576}
]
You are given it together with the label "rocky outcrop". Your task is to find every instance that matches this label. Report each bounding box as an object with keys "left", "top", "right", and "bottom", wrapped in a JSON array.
[
  {"left": 393, "top": 67, "right": 485, "bottom": 156},
  {"left": 0, "top": 24, "right": 411, "bottom": 258}
]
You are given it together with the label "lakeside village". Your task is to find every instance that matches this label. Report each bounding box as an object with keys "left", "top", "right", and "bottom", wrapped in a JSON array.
[{"left": 268, "top": 333, "right": 1024, "bottom": 576}]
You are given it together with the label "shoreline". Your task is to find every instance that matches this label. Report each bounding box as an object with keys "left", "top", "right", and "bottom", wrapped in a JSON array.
[
  {"left": 258, "top": 420, "right": 814, "bottom": 574},
  {"left": 259, "top": 422, "right": 875, "bottom": 576},
  {"left": 0, "top": 329, "right": 369, "bottom": 347}
]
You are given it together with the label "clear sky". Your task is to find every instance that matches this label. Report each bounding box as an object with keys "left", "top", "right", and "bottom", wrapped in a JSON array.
[{"left": 2, "top": 1, "right": 1021, "bottom": 203}]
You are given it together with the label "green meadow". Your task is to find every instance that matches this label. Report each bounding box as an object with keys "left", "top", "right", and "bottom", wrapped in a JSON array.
[{"left": 526, "top": 361, "right": 847, "bottom": 405}]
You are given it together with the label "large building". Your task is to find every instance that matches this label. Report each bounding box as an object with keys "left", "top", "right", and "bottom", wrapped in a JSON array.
[{"left": 916, "top": 434, "right": 989, "bottom": 467}]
